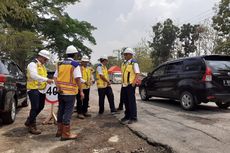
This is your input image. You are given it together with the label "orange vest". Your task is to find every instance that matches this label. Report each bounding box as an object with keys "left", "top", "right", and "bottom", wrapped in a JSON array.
[{"left": 56, "top": 59, "right": 79, "bottom": 95}]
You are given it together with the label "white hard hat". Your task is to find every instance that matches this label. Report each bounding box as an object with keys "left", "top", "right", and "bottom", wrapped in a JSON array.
[
  {"left": 100, "top": 55, "right": 108, "bottom": 60},
  {"left": 66, "top": 45, "right": 78, "bottom": 54},
  {"left": 38, "top": 50, "right": 50, "bottom": 60},
  {"left": 124, "top": 47, "right": 135, "bottom": 55},
  {"left": 81, "top": 55, "right": 90, "bottom": 62}
]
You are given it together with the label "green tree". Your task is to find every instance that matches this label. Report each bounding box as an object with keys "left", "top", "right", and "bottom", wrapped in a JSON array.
[
  {"left": 0, "top": 29, "right": 43, "bottom": 69},
  {"left": 134, "top": 39, "right": 154, "bottom": 72},
  {"left": 0, "top": 0, "right": 35, "bottom": 30},
  {"left": 212, "top": 0, "right": 230, "bottom": 54},
  {"left": 31, "top": 0, "right": 96, "bottom": 57},
  {"left": 149, "top": 19, "right": 179, "bottom": 66},
  {"left": 178, "top": 24, "right": 201, "bottom": 57},
  {"left": 0, "top": 0, "right": 96, "bottom": 68}
]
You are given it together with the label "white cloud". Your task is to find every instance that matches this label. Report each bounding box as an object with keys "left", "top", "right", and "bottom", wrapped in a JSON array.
[{"left": 66, "top": 0, "right": 218, "bottom": 63}]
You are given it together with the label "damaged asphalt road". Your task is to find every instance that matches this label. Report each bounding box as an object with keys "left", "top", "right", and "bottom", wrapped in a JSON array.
[{"left": 1, "top": 84, "right": 230, "bottom": 153}]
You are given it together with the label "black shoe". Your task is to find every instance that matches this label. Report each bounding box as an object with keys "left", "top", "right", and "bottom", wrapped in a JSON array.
[
  {"left": 83, "top": 113, "right": 92, "bottom": 117},
  {"left": 120, "top": 117, "right": 129, "bottom": 122},
  {"left": 24, "top": 120, "right": 30, "bottom": 127},
  {"left": 116, "top": 108, "right": 123, "bottom": 111},
  {"left": 128, "top": 119, "right": 138, "bottom": 124}
]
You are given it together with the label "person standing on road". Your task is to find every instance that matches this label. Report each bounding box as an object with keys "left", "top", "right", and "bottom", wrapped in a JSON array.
[
  {"left": 54, "top": 45, "right": 84, "bottom": 141},
  {"left": 120, "top": 48, "right": 140, "bottom": 124},
  {"left": 96, "top": 55, "right": 117, "bottom": 115},
  {"left": 76, "top": 55, "right": 93, "bottom": 119},
  {"left": 25, "top": 50, "right": 53, "bottom": 135}
]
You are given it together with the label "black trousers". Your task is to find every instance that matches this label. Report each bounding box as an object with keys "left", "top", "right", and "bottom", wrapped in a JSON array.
[
  {"left": 57, "top": 94, "right": 75, "bottom": 125},
  {"left": 26, "top": 89, "right": 45, "bottom": 124},
  {"left": 76, "top": 88, "right": 90, "bottom": 114},
  {"left": 98, "top": 86, "right": 116, "bottom": 114},
  {"left": 118, "top": 86, "right": 125, "bottom": 109},
  {"left": 123, "top": 85, "right": 137, "bottom": 120}
]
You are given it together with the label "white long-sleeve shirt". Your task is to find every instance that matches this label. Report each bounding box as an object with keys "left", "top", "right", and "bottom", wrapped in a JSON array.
[{"left": 27, "top": 59, "right": 48, "bottom": 93}]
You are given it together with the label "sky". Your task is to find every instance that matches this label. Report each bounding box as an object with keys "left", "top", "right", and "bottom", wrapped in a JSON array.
[{"left": 66, "top": 0, "right": 219, "bottom": 63}]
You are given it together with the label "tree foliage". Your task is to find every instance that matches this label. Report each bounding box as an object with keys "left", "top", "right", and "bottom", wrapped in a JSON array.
[
  {"left": 149, "top": 19, "right": 179, "bottom": 66},
  {"left": 212, "top": 0, "right": 230, "bottom": 37},
  {"left": 0, "top": 0, "right": 36, "bottom": 30},
  {"left": 0, "top": 29, "right": 43, "bottom": 69},
  {"left": 31, "top": 0, "right": 96, "bottom": 57},
  {"left": 212, "top": 0, "right": 230, "bottom": 54},
  {"left": 178, "top": 24, "right": 201, "bottom": 57},
  {"left": 0, "top": 0, "right": 96, "bottom": 66}
]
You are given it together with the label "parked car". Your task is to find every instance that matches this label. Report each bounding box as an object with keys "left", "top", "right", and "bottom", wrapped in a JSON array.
[
  {"left": 139, "top": 55, "right": 230, "bottom": 110},
  {"left": 110, "top": 72, "right": 122, "bottom": 84},
  {"left": 0, "top": 58, "right": 27, "bottom": 124}
]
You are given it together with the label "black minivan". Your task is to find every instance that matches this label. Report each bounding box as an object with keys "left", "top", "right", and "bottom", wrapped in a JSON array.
[
  {"left": 0, "top": 58, "right": 27, "bottom": 124},
  {"left": 139, "top": 55, "right": 230, "bottom": 110}
]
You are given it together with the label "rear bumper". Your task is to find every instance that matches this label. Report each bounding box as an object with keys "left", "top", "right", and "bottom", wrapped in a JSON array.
[{"left": 212, "top": 93, "right": 230, "bottom": 103}]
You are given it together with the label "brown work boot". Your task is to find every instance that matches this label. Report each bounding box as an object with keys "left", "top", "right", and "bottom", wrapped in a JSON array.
[
  {"left": 28, "top": 124, "right": 41, "bottom": 135},
  {"left": 61, "top": 125, "right": 78, "bottom": 141},
  {"left": 56, "top": 123, "right": 63, "bottom": 137}
]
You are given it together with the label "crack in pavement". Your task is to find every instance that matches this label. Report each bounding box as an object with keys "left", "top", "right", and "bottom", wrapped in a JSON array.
[{"left": 143, "top": 109, "right": 222, "bottom": 142}]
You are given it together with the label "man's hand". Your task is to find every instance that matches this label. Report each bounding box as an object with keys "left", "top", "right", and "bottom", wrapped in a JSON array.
[
  {"left": 107, "top": 80, "right": 111, "bottom": 86},
  {"left": 80, "top": 91, "right": 85, "bottom": 100},
  {"left": 131, "top": 81, "right": 136, "bottom": 87},
  {"left": 47, "top": 79, "right": 54, "bottom": 84}
]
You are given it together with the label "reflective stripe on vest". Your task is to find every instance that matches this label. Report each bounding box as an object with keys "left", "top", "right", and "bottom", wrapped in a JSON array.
[
  {"left": 121, "top": 61, "right": 136, "bottom": 85},
  {"left": 81, "top": 66, "right": 91, "bottom": 89},
  {"left": 96, "top": 64, "right": 109, "bottom": 88},
  {"left": 27, "top": 61, "right": 47, "bottom": 90},
  {"left": 56, "top": 60, "right": 79, "bottom": 95}
]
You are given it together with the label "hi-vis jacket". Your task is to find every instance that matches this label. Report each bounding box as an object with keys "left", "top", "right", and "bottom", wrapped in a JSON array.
[
  {"left": 96, "top": 63, "right": 109, "bottom": 88},
  {"left": 121, "top": 59, "right": 137, "bottom": 86},
  {"left": 81, "top": 66, "right": 91, "bottom": 89},
  {"left": 27, "top": 59, "right": 47, "bottom": 90},
  {"left": 56, "top": 59, "right": 80, "bottom": 95}
]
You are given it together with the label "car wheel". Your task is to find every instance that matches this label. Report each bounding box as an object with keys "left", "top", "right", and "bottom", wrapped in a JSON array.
[
  {"left": 2, "top": 98, "right": 16, "bottom": 124},
  {"left": 215, "top": 101, "right": 230, "bottom": 109},
  {"left": 180, "top": 91, "right": 196, "bottom": 110},
  {"left": 139, "top": 87, "right": 149, "bottom": 101}
]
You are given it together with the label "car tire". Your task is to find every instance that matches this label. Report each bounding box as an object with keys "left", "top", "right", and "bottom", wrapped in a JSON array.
[
  {"left": 2, "top": 98, "right": 16, "bottom": 124},
  {"left": 215, "top": 102, "right": 230, "bottom": 109},
  {"left": 180, "top": 91, "right": 196, "bottom": 111},
  {"left": 139, "top": 87, "right": 149, "bottom": 101}
]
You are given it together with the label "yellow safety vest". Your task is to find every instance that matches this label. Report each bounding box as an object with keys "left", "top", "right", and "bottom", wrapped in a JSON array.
[
  {"left": 27, "top": 60, "right": 47, "bottom": 90},
  {"left": 56, "top": 59, "right": 79, "bottom": 95},
  {"left": 81, "top": 66, "right": 91, "bottom": 89},
  {"left": 121, "top": 59, "right": 137, "bottom": 86},
  {"left": 96, "top": 64, "right": 109, "bottom": 88}
]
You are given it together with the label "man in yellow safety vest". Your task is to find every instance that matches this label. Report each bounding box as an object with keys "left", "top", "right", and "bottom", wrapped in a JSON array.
[
  {"left": 120, "top": 48, "right": 140, "bottom": 124},
  {"left": 96, "top": 55, "right": 116, "bottom": 115},
  {"left": 76, "top": 55, "right": 93, "bottom": 119},
  {"left": 25, "top": 50, "right": 53, "bottom": 135},
  {"left": 54, "top": 45, "right": 84, "bottom": 141}
]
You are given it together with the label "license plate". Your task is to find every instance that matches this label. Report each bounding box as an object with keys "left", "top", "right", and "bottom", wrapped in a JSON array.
[{"left": 223, "top": 80, "right": 230, "bottom": 86}]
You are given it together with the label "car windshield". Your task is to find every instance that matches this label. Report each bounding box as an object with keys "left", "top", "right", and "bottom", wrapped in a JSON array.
[
  {"left": 0, "top": 60, "right": 9, "bottom": 74},
  {"left": 114, "top": 73, "right": 121, "bottom": 77}
]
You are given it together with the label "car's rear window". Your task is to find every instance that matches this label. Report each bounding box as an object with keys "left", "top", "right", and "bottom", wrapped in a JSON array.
[
  {"left": 0, "top": 60, "right": 9, "bottom": 74},
  {"left": 204, "top": 56, "right": 230, "bottom": 72}
]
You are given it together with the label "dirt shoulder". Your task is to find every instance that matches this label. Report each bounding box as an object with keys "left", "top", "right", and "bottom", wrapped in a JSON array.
[{"left": 0, "top": 108, "right": 169, "bottom": 153}]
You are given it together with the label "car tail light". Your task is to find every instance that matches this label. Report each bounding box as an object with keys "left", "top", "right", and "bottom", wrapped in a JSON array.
[
  {"left": 202, "top": 67, "right": 212, "bottom": 82},
  {"left": 0, "top": 75, "right": 6, "bottom": 87}
]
